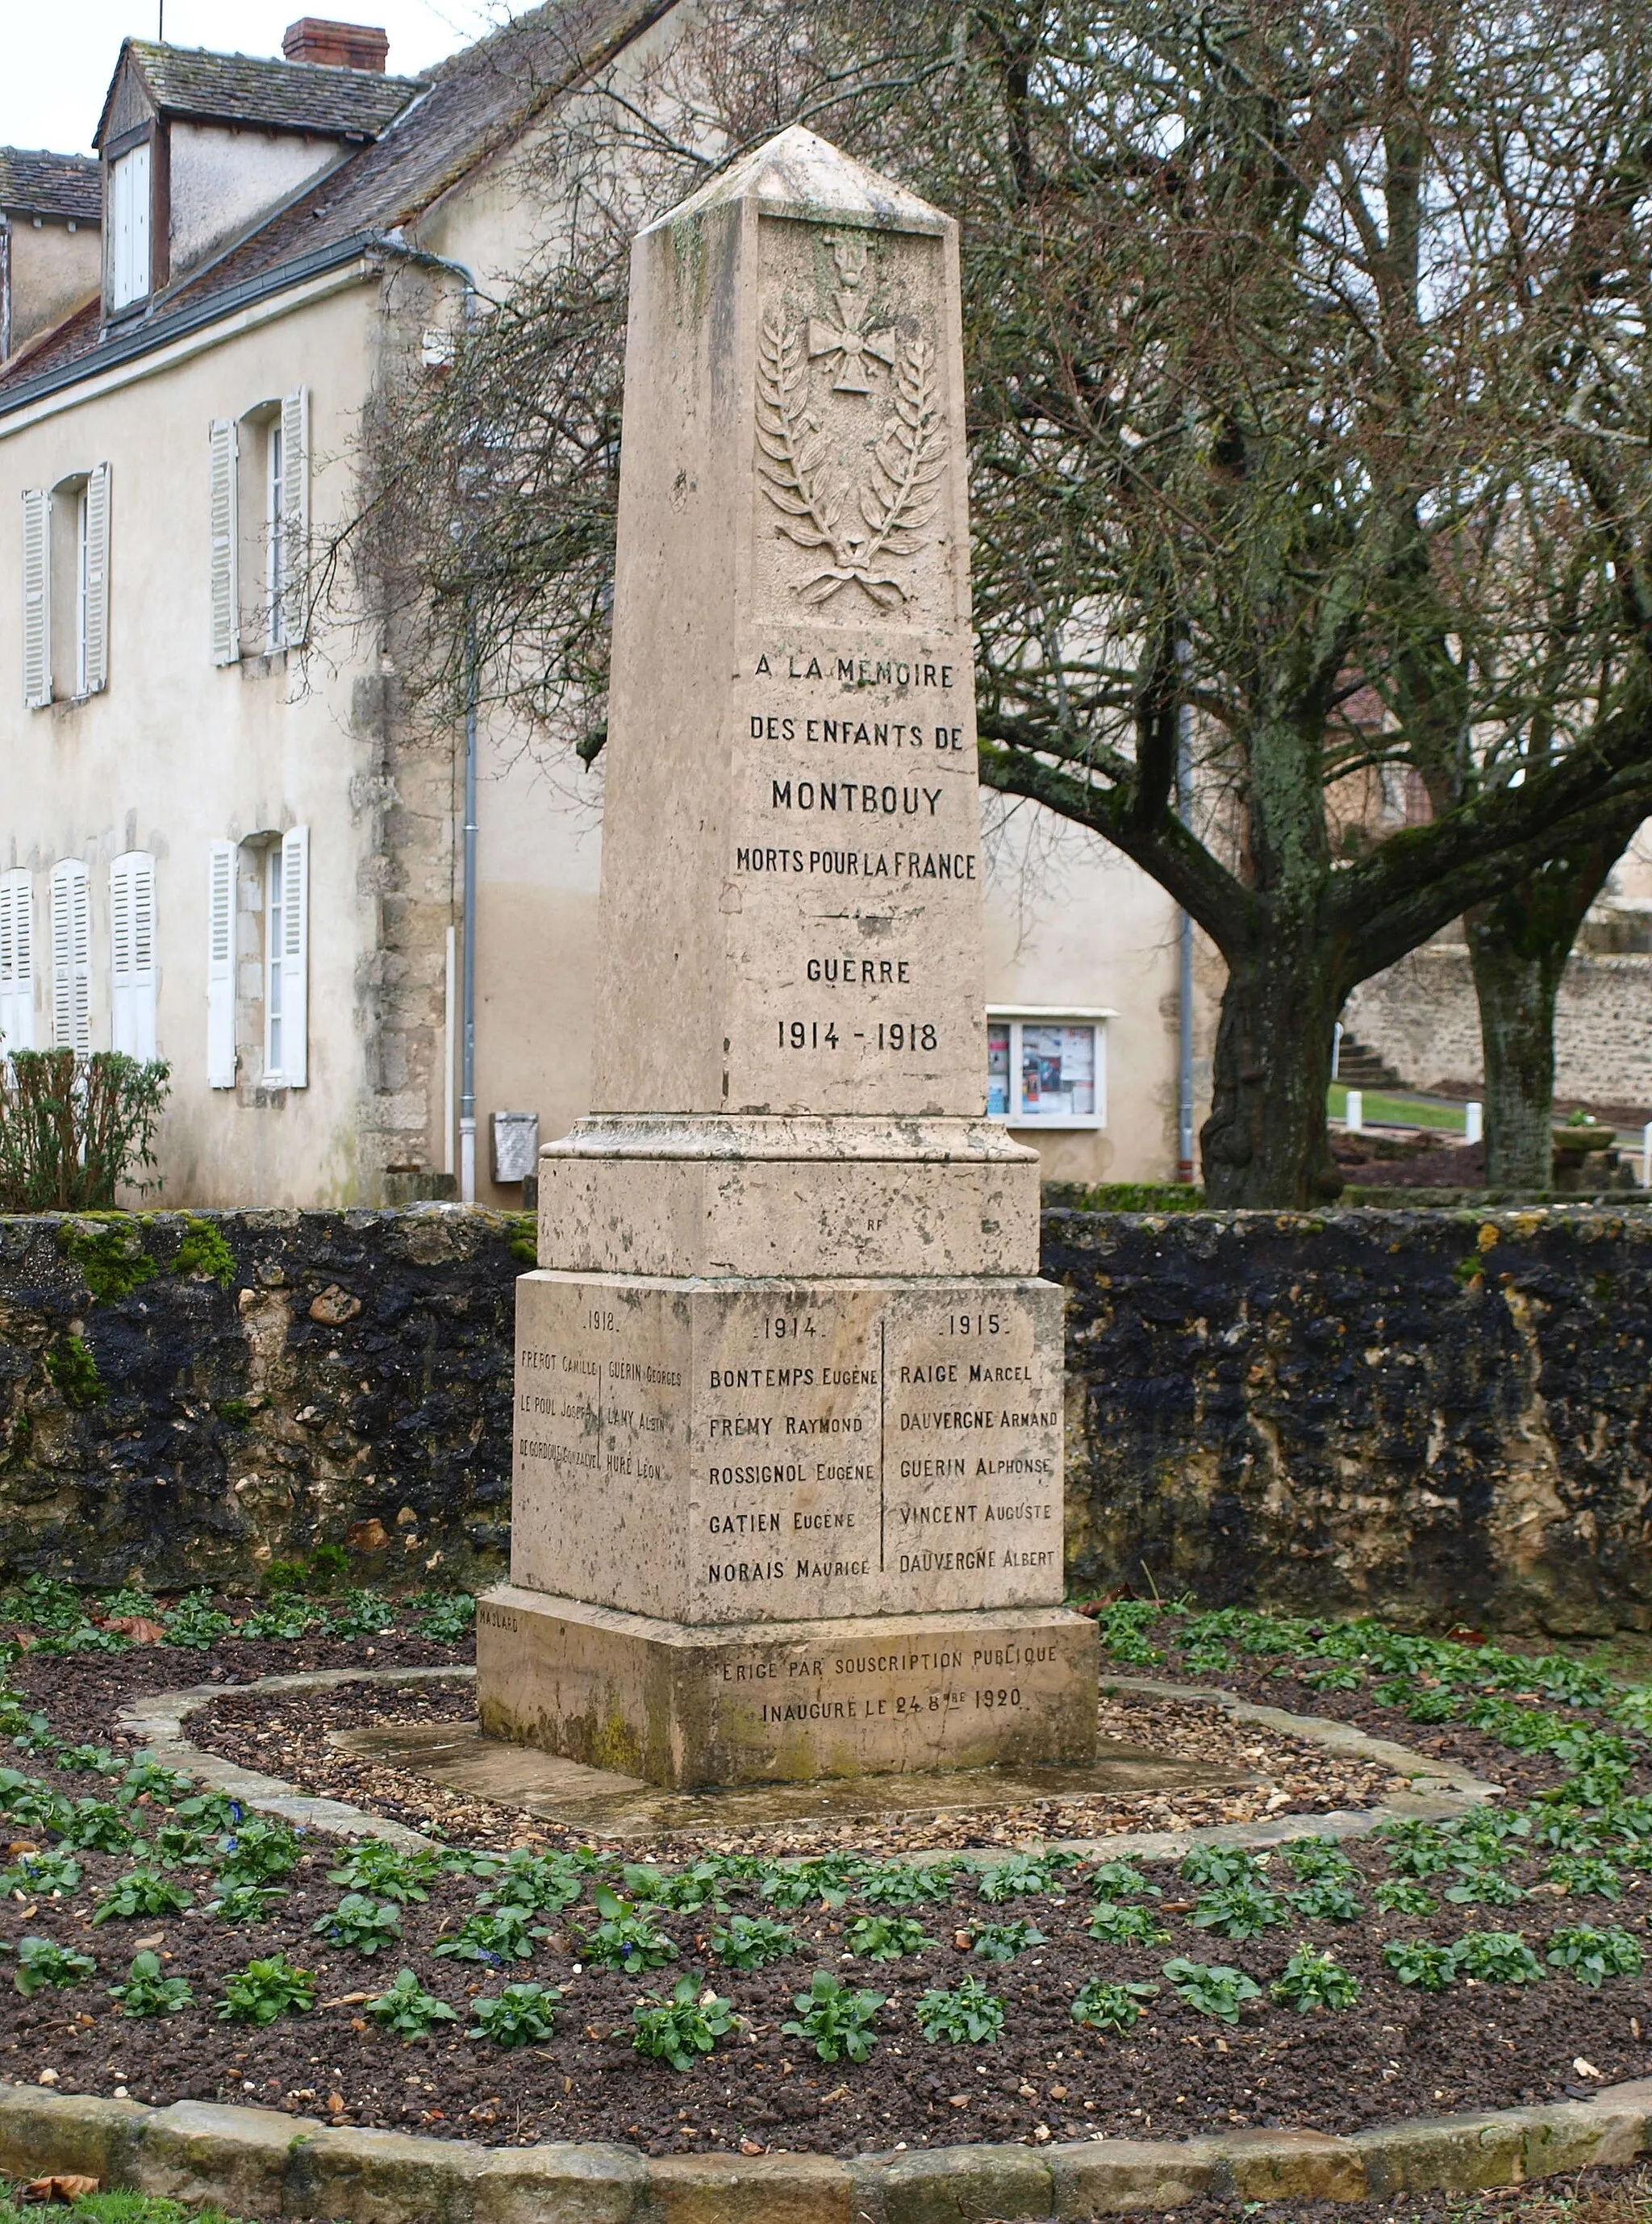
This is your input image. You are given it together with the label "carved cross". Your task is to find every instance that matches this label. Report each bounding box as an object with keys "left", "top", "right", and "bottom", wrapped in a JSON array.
[{"left": 808, "top": 292, "right": 898, "bottom": 393}]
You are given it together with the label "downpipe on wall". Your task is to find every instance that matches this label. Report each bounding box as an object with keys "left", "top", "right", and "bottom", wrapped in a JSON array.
[{"left": 364, "top": 230, "right": 482, "bottom": 1200}]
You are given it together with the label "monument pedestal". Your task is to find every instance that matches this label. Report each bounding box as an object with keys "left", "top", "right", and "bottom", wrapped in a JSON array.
[{"left": 477, "top": 1588, "right": 1096, "bottom": 1787}]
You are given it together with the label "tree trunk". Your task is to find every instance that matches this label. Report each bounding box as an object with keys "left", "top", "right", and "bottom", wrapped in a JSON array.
[
  {"left": 1464, "top": 831, "right": 1633, "bottom": 1191},
  {"left": 1464, "top": 910, "right": 1561, "bottom": 1190},
  {"left": 1200, "top": 943, "right": 1344, "bottom": 1207}
]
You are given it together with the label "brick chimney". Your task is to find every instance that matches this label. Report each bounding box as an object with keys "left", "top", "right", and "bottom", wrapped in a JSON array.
[{"left": 281, "top": 18, "right": 390, "bottom": 70}]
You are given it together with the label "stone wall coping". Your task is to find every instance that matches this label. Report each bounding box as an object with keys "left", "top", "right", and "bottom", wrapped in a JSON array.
[
  {"left": 117, "top": 1666, "right": 1499, "bottom": 1871},
  {"left": 1, "top": 2078, "right": 1646, "bottom": 2218}
]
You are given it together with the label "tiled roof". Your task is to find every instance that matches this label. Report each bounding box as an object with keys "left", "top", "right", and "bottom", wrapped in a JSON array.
[
  {"left": 103, "top": 40, "right": 425, "bottom": 144},
  {"left": 0, "top": 148, "right": 101, "bottom": 223},
  {"left": 1, "top": 0, "right": 678, "bottom": 407}
]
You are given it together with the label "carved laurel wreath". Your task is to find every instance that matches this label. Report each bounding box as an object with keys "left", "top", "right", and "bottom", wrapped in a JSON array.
[{"left": 756, "top": 307, "right": 946, "bottom": 607}]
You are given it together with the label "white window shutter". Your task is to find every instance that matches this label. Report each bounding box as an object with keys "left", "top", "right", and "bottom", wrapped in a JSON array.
[
  {"left": 207, "top": 841, "right": 236, "bottom": 1087},
  {"left": 209, "top": 420, "right": 240, "bottom": 666},
  {"left": 21, "top": 488, "right": 49, "bottom": 709},
  {"left": 82, "top": 463, "right": 110, "bottom": 694},
  {"left": 50, "top": 859, "right": 91, "bottom": 1056},
  {"left": 280, "top": 388, "right": 309, "bottom": 648},
  {"left": 0, "top": 870, "right": 35, "bottom": 1058},
  {"left": 279, "top": 824, "right": 308, "bottom": 1087},
  {"left": 110, "top": 851, "right": 157, "bottom": 1062}
]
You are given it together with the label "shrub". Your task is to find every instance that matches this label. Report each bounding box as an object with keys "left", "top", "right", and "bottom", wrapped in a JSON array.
[
  {"left": 1271, "top": 1943, "right": 1359, "bottom": 2011},
  {"left": 0, "top": 1052, "right": 169, "bottom": 1211},
  {"left": 108, "top": 1951, "right": 194, "bottom": 2017},
  {"left": 367, "top": 1967, "right": 459, "bottom": 2038},
  {"left": 632, "top": 1975, "right": 735, "bottom": 2068},
  {"left": 711, "top": 1914, "right": 796, "bottom": 1970},
  {"left": 1070, "top": 1977, "right": 1159, "bottom": 2033},
  {"left": 1191, "top": 1884, "right": 1287, "bottom": 1941},
  {"left": 217, "top": 1953, "right": 316, "bottom": 2023},
  {"left": 432, "top": 1907, "right": 544, "bottom": 1966},
  {"left": 845, "top": 1914, "right": 934, "bottom": 1961},
  {"left": 782, "top": 1970, "right": 883, "bottom": 2063},
  {"left": 1383, "top": 1938, "right": 1458, "bottom": 1991},
  {"left": 469, "top": 1981, "right": 561, "bottom": 2047},
  {"left": 1088, "top": 1901, "right": 1170, "bottom": 1946},
  {"left": 1546, "top": 1925, "right": 1643, "bottom": 1987},
  {"left": 1161, "top": 1957, "right": 1262, "bottom": 2024},
  {"left": 11, "top": 1936, "right": 94, "bottom": 1994},
  {"left": 313, "top": 1895, "right": 403, "bottom": 1956},
  {"left": 92, "top": 1867, "right": 192, "bottom": 1924},
  {"left": 966, "top": 1918, "right": 1045, "bottom": 1963},
  {"left": 914, "top": 1973, "right": 1006, "bottom": 2044}
]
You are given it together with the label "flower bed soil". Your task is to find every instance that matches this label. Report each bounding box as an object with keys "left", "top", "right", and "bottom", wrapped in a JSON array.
[
  {"left": 0, "top": 1597, "right": 1646, "bottom": 2161},
  {"left": 184, "top": 1683, "right": 1414, "bottom": 1857}
]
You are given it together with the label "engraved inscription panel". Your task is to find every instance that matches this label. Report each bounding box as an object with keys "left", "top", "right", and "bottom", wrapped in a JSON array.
[
  {"left": 723, "top": 624, "right": 984, "bottom": 1115},
  {"left": 511, "top": 1273, "right": 1064, "bottom": 1626}
]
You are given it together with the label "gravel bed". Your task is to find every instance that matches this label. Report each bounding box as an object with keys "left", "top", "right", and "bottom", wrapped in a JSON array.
[{"left": 180, "top": 1683, "right": 1413, "bottom": 1859}]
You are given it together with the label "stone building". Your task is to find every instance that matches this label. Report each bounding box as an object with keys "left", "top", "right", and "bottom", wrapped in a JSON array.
[{"left": 0, "top": 4, "right": 1213, "bottom": 1208}]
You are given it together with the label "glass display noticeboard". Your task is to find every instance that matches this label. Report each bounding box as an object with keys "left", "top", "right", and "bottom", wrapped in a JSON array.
[{"left": 987, "top": 1014, "right": 1106, "bottom": 1128}]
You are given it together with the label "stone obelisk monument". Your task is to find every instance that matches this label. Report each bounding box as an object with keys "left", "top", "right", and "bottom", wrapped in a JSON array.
[{"left": 476, "top": 127, "right": 1097, "bottom": 1788}]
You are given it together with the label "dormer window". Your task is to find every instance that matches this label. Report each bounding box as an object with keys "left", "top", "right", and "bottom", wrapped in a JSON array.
[{"left": 107, "top": 141, "right": 151, "bottom": 309}]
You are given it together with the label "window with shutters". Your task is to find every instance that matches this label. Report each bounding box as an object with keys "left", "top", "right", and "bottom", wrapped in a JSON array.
[
  {"left": 49, "top": 860, "right": 92, "bottom": 1057},
  {"left": 0, "top": 871, "right": 35, "bottom": 1061},
  {"left": 24, "top": 469, "right": 109, "bottom": 705},
  {"left": 109, "top": 852, "right": 157, "bottom": 1062},
  {"left": 108, "top": 141, "right": 152, "bottom": 312},
  {"left": 206, "top": 841, "right": 237, "bottom": 1087},
  {"left": 221, "top": 394, "right": 307, "bottom": 659},
  {"left": 261, "top": 828, "right": 308, "bottom": 1088}
]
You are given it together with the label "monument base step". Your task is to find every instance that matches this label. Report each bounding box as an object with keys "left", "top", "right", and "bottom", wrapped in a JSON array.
[
  {"left": 475, "top": 1585, "right": 1098, "bottom": 1788},
  {"left": 334, "top": 1717, "right": 1235, "bottom": 1841}
]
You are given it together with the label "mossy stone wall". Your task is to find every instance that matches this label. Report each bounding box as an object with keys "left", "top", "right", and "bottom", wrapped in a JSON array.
[{"left": 0, "top": 1204, "right": 1646, "bottom": 1631}]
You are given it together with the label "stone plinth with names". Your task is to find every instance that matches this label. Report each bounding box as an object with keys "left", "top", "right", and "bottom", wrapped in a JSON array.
[{"left": 476, "top": 126, "right": 1096, "bottom": 1788}]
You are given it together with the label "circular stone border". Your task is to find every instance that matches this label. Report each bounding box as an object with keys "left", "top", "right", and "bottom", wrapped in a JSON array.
[
  {"left": 0, "top": 2079, "right": 1647, "bottom": 2222},
  {"left": 117, "top": 1667, "right": 1500, "bottom": 1863}
]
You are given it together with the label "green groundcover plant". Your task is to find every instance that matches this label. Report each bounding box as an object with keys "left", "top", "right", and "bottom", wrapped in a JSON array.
[
  {"left": 782, "top": 1970, "right": 883, "bottom": 2063},
  {"left": 914, "top": 1973, "right": 1006, "bottom": 2044},
  {"left": 632, "top": 1976, "right": 735, "bottom": 2068}
]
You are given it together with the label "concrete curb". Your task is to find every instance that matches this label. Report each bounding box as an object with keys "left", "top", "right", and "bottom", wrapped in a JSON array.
[
  {"left": 118, "top": 1666, "right": 479, "bottom": 1851},
  {"left": 1, "top": 2080, "right": 1647, "bottom": 2220},
  {"left": 119, "top": 1667, "right": 1497, "bottom": 1868}
]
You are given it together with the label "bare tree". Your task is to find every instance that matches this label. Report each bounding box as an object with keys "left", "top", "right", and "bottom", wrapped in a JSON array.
[{"left": 340, "top": 0, "right": 1652, "bottom": 1205}]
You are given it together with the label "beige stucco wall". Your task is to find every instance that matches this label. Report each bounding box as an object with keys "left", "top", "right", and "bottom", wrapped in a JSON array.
[
  {"left": 168, "top": 125, "right": 347, "bottom": 279},
  {"left": 0, "top": 271, "right": 396, "bottom": 1206},
  {"left": 3, "top": 217, "right": 100, "bottom": 361}
]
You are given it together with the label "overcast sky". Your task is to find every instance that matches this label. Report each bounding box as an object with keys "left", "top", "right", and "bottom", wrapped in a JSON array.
[{"left": 2, "top": 1, "right": 516, "bottom": 156}]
